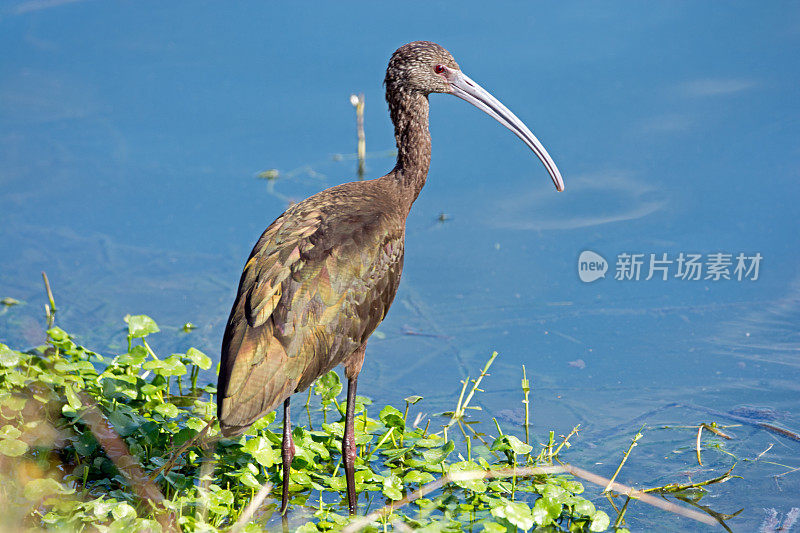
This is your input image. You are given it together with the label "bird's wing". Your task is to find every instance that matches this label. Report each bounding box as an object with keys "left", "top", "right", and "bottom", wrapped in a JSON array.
[{"left": 217, "top": 200, "right": 404, "bottom": 435}]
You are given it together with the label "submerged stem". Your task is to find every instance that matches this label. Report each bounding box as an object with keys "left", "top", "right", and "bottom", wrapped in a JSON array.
[{"left": 604, "top": 425, "right": 645, "bottom": 493}]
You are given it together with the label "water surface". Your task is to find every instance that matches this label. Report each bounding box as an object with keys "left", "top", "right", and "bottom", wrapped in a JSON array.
[{"left": 2, "top": 2, "right": 799, "bottom": 529}]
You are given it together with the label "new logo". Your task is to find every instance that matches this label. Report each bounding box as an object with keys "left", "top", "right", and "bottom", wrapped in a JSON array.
[{"left": 578, "top": 250, "right": 607, "bottom": 283}]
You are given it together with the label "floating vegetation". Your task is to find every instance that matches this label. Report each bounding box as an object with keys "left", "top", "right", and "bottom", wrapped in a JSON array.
[
  {"left": 0, "top": 284, "right": 740, "bottom": 531},
  {"left": 0, "top": 320, "right": 615, "bottom": 531},
  {"left": 257, "top": 169, "right": 280, "bottom": 181}
]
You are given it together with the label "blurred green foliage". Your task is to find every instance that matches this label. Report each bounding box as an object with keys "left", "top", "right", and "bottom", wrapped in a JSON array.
[{"left": 0, "top": 315, "right": 609, "bottom": 531}]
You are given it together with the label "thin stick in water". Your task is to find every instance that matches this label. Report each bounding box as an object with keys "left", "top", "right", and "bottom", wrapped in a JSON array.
[
  {"left": 41, "top": 271, "right": 57, "bottom": 327},
  {"left": 341, "top": 463, "right": 717, "bottom": 532},
  {"left": 604, "top": 425, "right": 644, "bottom": 493},
  {"left": 350, "top": 93, "right": 366, "bottom": 180},
  {"left": 521, "top": 365, "right": 530, "bottom": 444}
]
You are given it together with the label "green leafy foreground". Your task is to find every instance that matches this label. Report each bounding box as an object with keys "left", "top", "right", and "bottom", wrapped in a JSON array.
[{"left": 0, "top": 315, "right": 613, "bottom": 532}]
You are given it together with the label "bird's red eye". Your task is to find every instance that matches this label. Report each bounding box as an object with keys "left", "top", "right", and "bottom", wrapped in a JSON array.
[{"left": 434, "top": 64, "right": 446, "bottom": 74}]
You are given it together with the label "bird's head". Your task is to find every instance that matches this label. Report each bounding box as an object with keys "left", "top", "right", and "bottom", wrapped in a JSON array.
[
  {"left": 386, "top": 41, "right": 564, "bottom": 192},
  {"left": 385, "top": 41, "right": 460, "bottom": 95}
]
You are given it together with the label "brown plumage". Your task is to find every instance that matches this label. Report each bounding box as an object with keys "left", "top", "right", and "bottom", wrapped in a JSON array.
[
  {"left": 217, "top": 41, "right": 564, "bottom": 516},
  {"left": 217, "top": 182, "right": 405, "bottom": 434}
]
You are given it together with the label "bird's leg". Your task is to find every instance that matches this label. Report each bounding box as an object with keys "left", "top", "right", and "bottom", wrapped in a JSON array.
[
  {"left": 342, "top": 344, "right": 366, "bottom": 515},
  {"left": 343, "top": 375, "right": 358, "bottom": 515},
  {"left": 280, "top": 397, "right": 294, "bottom": 514}
]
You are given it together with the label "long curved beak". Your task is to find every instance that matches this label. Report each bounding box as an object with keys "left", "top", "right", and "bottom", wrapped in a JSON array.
[{"left": 449, "top": 70, "right": 564, "bottom": 192}]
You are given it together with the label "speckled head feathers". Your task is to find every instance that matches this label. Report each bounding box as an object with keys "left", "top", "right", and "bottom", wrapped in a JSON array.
[{"left": 385, "top": 41, "right": 460, "bottom": 95}]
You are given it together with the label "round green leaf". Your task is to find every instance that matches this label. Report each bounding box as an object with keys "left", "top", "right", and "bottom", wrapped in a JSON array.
[
  {"left": 184, "top": 347, "right": 212, "bottom": 369},
  {"left": 542, "top": 482, "right": 568, "bottom": 503},
  {"left": 533, "top": 495, "right": 562, "bottom": 525},
  {"left": 92, "top": 498, "right": 113, "bottom": 518},
  {"left": 143, "top": 357, "right": 187, "bottom": 377},
  {"left": 590, "top": 510, "right": 611, "bottom": 532},
  {"left": 47, "top": 327, "right": 69, "bottom": 343},
  {"left": 327, "top": 476, "right": 347, "bottom": 491},
  {"left": 154, "top": 402, "right": 178, "bottom": 418},
  {"left": 64, "top": 383, "right": 82, "bottom": 410},
  {"left": 0, "top": 345, "right": 20, "bottom": 367},
  {"left": 314, "top": 371, "right": 342, "bottom": 402},
  {"left": 117, "top": 345, "right": 148, "bottom": 366},
  {"left": 74, "top": 432, "right": 98, "bottom": 456},
  {"left": 290, "top": 471, "right": 312, "bottom": 487},
  {"left": 186, "top": 417, "right": 209, "bottom": 431},
  {"left": 0, "top": 425, "right": 22, "bottom": 439},
  {"left": 507, "top": 435, "right": 533, "bottom": 455},
  {"left": 421, "top": 440, "right": 454, "bottom": 465},
  {"left": 449, "top": 461, "right": 487, "bottom": 493},
  {"left": 379, "top": 405, "right": 405, "bottom": 431},
  {"left": 1, "top": 395, "right": 26, "bottom": 412},
  {"left": 0, "top": 438, "right": 28, "bottom": 457},
  {"left": 573, "top": 498, "right": 596, "bottom": 517},
  {"left": 558, "top": 477, "right": 585, "bottom": 494},
  {"left": 239, "top": 472, "right": 261, "bottom": 489},
  {"left": 125, "top": 314, "right": 160, "bottom": 338},
  {"left": 243, "top": 436, "right": 277, "bottom": 468},
  {"left": 382, "top": 473, "right": 403, "bottom": 500},
  {"left": 112, "top": 502, "right": 137, "bottom": 521},
  {"left": 210, "top": 488, "right": 233, "bottom": 506},
  {"left": 491, "top": 500, "right": 533, "bottom": 531},
  {"left": 24, "top": 478, "right": 64, "bottom": 501},
  {"left": 404, "top": 470, "right": 435, "bottom": 485}
]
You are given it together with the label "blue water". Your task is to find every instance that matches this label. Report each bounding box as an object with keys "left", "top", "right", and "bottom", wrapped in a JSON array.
[{"left": 2, "top": 2, "right": 799, "bottom": 530}]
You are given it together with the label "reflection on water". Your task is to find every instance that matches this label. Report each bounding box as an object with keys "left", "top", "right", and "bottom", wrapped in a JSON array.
[
  {"left": 0, "top": 221, "right": 236, "bottom": 357},
  {"left": 490, "top": 173, "right": 666, "bottom": 231},
  {"left": 711, "top": 277, "right": 800, "bottom": 369}
]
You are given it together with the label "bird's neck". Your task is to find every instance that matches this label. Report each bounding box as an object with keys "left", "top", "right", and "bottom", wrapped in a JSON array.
[{"left": 388, "top": 90, "right": 431, "bottom": 210}]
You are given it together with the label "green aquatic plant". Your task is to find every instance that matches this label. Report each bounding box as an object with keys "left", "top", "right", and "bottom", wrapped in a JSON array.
[{"left": 0, "top": 314, "right": 618, "bottom": 531}]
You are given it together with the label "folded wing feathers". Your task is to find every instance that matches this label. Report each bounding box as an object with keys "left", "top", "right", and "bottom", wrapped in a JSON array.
[{"left": 219, "top": 204, "right": 404, "bottom": 434}]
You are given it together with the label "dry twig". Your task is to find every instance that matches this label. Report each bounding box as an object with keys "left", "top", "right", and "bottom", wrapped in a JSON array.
[{"left": 341, "top": 463, "right": 716, "bottom": 532}]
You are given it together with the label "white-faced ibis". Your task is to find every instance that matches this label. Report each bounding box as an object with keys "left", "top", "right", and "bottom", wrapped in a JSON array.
[{"left": 217, "top": 41, "right": 564, "bottom": 515}]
